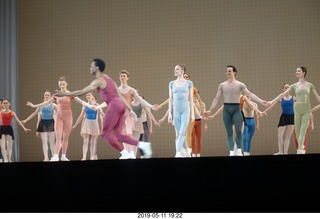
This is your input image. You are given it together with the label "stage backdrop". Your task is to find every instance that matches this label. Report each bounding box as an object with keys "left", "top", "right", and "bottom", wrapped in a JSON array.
[{"left": 17, "top": 0, "right": 320, "bottom": 161}]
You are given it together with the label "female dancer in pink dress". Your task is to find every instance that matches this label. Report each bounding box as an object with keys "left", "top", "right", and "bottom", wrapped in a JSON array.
[{"left": 73, "top": 92, "right": 104, "bottom": 160}]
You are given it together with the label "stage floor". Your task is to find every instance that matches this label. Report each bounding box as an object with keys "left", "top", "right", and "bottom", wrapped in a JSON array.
[{"left": 1, "top": 154, "right": 320, "bottom": 213}]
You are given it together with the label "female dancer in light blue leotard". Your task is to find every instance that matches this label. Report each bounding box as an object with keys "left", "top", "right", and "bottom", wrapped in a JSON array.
[{"left": 168, "top": 64, "right": 195, "bottom": 158}]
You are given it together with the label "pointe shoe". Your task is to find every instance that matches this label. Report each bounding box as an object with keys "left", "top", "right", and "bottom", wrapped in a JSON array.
[{"left": 138, "top": 142, "right": 152, "bottom": 158}]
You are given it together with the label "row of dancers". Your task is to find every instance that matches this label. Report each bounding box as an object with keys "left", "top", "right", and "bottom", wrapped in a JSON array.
[{"left": 1, "top": 60, "right": 320, "bottom": 162}]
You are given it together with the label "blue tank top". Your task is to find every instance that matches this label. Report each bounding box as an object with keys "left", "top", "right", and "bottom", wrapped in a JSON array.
[
  {"left": 281, "top": 96, "right": 294, "bottom": 114},
  {"left": 40, "top": 104, "right": 54, "bottom": 120},
  {"left": 85, "top": 106, "right": 97, "bottom": 120}
]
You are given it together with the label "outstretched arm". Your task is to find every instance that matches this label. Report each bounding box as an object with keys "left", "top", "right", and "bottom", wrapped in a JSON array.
[
  {"left": 21, "top": 108, "right": 40, "bottom": 124},
  {"left": 144, "top": 106, "right": 160, "bottom": 127},
  {"left": 93, "top": 102, "right": 108, "bottom": 110},
  {"left": 242, "top": 96, "right": 266, "bottom": 117},
  {"left": 269, "top": 87, "right": 291, "bottom": 105},
  {"left": 242, "top": 87, "right": 268, "bottom": 107},
  {"left": 158, "top": 109, "right": 169, "bottom": 124},
  {"left": 74, "top": 97, "right": 92, "bottom": 108},
  {"left": 12, "top": 111, "right": 31, "bottom": 132},
  {"left": 156, "top": 98, "right": 169, "bottom": 110},
  {"left": 131, "top": 88, "right": 157, "bottom": 111},
  {"left": 263, "top": 99, "right": 281, "bottom": 114},
  {"left": 54, "top": 78, "right": 104, "bottom": 97},
  {"left": 204, "top": 86, "right": 222, "bottom": 117},
  {"left": 207, "top": 105, "right": 224, "bottom": 121},
  {"left": 26, "top": 97, "right": 54, "bottom": 108}
]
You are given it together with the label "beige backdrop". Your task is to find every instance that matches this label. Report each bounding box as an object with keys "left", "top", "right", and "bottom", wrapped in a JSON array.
[{"left": 17, "top": 0, "right": 320, "bottom": 161}]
